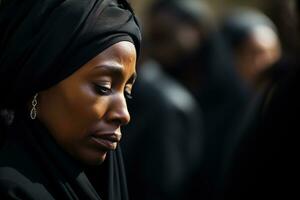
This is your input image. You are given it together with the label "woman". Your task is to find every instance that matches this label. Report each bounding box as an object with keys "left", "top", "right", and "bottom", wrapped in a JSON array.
[{"left": 0, "top": 0, "right": 141, "bottom": 199}]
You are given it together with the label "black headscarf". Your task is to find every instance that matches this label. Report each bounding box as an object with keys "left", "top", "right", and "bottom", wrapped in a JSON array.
[
  {"left": 221, "top": 7, "right": 277, "bottom": 50},
  {"left": 0, "top": 0, "right": 141, "bottom": 109},
  {"left": 0, "top": 0, "right": 141, "bottom": 199}
]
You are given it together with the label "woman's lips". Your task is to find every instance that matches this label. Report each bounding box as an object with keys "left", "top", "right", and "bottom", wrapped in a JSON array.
[{"left": 89, "top": 132, "right": 121, "bottom": 151}]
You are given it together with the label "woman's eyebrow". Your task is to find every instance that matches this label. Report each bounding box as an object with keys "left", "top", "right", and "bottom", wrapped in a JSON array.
[
  {"left": 93, "top": 64, "right": 122, "bottom": 73},
  {"left": 93, "top": 64, "right": 136, "bottom": 83}
]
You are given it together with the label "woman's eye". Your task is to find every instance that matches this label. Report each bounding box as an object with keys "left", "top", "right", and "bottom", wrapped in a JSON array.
[{"left": 94, "top": 84, "right": 112, "bottom": 95}]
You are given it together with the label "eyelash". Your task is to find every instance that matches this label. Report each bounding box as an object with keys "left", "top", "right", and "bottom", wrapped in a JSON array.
[
  {"left": 125, "top": 91, "right": 133, "bottom": 100},
  {"left": 94, "top": 84, "right": 112, "bottom": 95},
  {"left": 94, "top": 84, "right": 133, "bottom": 100}
]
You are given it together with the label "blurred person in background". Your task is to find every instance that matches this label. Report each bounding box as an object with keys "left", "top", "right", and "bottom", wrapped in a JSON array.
[
  {"left": 142, "top": 0, "right": 249, "bottom": 199},
  {"left": 219, "top": 0, "right": 300, "bottom": 199},
  {"left": 122, "top": 0, "right": 205, "bottom": 199},
  {"left": 221, "top": 7, "right": 282, "bottom": 96},
  {"left": 122, "top": 63, "right": 204, "bottom": 200}
]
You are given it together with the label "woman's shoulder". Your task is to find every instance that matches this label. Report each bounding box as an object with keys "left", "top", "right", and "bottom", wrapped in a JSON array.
[
  {"left": 0, "top": 140, "right": 55, "bottom": 199},
  {"left": 0, "top": 167, "right": 55, "bottom": 200},
  {"left": 0, "top": 166, "right": 35, "bottom": 189}
]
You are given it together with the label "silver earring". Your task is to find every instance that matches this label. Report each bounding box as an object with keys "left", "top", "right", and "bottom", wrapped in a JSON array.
[{"left": 30, "top": 93, "right": 38, "bottom": 120}]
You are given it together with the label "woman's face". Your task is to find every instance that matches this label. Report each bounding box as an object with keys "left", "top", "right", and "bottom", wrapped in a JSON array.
[
  {"left": 37, "top": 41, "right": 137, "bottom": 165},
  {"left": 235, "top": 26, "right": 281, "bottom": 87}
]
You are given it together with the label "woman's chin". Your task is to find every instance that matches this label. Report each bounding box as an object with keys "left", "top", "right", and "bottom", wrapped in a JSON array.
[
  {"left": 79, "top": 151, "right": 108, "bottom": 166},
  {"left": 94, "top": 152, "right": 107, "bottom": 165}
]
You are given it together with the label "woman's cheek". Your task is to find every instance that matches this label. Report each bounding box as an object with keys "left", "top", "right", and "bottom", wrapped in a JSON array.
[{"left": 92, "top": 96, "right": 110, "bottom": 119}]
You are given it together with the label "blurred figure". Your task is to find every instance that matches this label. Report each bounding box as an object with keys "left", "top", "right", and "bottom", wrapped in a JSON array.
[
  {"left": 221, "top": 8, "right": 282, "bottom": 93},
  {"left": 122, "top": 61, "right": 204, "bottom": 200},
  {"left": 140, "top": 0, "right": 249, "bottom": 199},
  {"left": 122, "top": 1, "right": 205, "bottom": 200},
  {"left": 145, "top": 0, "right": 212, "bottom": 74},
  {"left": 219, "top": 1, "right": 300, "bottom": 199}
]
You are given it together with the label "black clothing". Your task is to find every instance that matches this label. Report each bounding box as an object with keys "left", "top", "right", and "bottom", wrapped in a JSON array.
[
  {"left": 122, "top": 61, "right": 204, "bottom": 200},
  {"left": 0, "top": 114, "right": 129, "bottom": 199},
  {"left": 221, "top": 64, "right": 300, "bottom": 199},
  {"left": 187, "top": 33, "right": 248, "bottom": 200}
]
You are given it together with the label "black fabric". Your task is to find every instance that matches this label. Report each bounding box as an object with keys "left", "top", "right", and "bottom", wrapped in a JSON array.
[
  {"left": 221, "top": 8, "right": 277, "bottom": 49},
  {"left": 0, "top": 114, "right": 129, "bottom": 200},
  {"left": 122, "top": 61, "right": 204, "bottom": 200},
  {"left": 187, "top": 32, "right": 248, "bottom": 200},
  {"left": 0, "top": 0, "right": 141, "bottom": 109},
  {"left": 220, "top": 63, "right": 300, "bottom": 200}
]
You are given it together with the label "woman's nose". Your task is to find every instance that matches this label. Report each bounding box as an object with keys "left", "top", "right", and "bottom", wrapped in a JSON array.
[{"left": 107, "top": 94, "right": 131, "bottom": 126}]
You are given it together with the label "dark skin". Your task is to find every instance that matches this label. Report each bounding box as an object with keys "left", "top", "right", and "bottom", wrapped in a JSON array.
[
  {"left": 234, "top": 26, "right": 281, "bottom": 90},
  {"left": 37, "top": 41, "right": 137, "bottom": 166}
]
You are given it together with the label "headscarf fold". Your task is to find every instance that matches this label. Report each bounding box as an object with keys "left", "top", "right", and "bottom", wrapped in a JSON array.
[{"left": 0, "top": 0, "right": 141, "bottom": 109}]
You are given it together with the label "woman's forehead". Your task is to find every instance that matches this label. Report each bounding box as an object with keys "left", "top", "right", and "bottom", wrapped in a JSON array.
[
  {"left": 87, "top": 42, "right": 136, "bottom": 70},
  {"left": 73, "top": 41, "right": 137, "bottom": 79}
]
